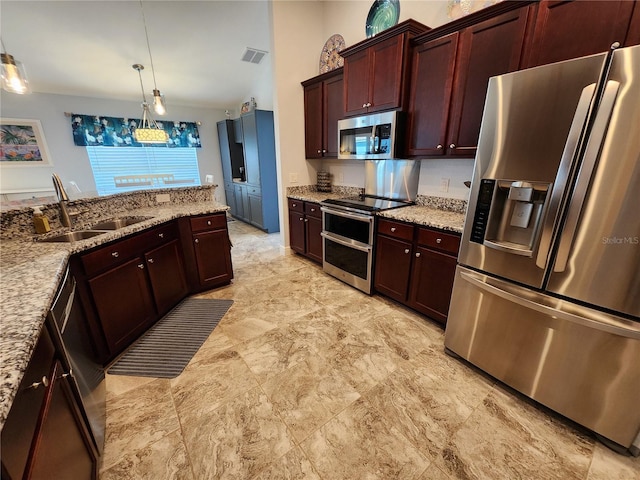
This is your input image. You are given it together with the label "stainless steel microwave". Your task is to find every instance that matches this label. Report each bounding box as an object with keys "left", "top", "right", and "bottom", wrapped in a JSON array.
[{"left": 338, "top": 111, "right": 403, "bottom": 160}]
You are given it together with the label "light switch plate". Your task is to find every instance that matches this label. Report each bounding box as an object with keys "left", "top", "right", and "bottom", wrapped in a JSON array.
[
  {"left": 289, "top": 173, "right": 299, "bottom": 184},
  {"left": 440, "top": 178, "right": 450, "bottom": 192},
  {"left": 156, "top": 193, "right": 171, "bottom": 203}
]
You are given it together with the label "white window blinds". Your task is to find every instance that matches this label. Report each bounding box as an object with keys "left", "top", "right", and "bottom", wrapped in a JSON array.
[{"left": 86, "top": 146, "right": 200, "bottom": 196}]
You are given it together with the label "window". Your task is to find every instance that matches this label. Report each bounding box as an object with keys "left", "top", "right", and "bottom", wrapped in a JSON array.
[{"left": 86, "top": 146, "right": 200, "bottom": 196}]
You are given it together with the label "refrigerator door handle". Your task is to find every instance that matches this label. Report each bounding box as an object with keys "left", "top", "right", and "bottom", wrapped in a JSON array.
[
  {"left": 553, "top": 80, "right": 620, "bottom": 272},
  {"left": 460, "top": 270, "right": 640, "bottom": 339},
  {"left": 535, "top": 84, "right": 597, "bottom": 269}
]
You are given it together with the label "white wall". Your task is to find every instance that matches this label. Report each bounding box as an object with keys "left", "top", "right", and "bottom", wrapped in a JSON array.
[{"left": 0, "top": 92, "right": 230, "bottom": 202}]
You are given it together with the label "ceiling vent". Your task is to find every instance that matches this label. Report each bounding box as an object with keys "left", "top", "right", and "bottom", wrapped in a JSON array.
[{"left": 241, "top": 48, "right": 268, "bottom": 64}]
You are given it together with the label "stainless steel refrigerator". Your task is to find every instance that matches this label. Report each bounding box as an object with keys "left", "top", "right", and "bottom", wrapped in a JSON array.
[{"left": 445, "top": 44, "right": 640, "bottom": 455}]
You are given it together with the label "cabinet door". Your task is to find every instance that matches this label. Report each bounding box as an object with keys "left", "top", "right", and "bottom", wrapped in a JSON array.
[
  {"left": 408, "top": 247, "right": 457, "bottom": 325},
  {"left": 304, "top": 81, "right": 324, "bottom": 158},
  {"left": 234, "top": 184, "right": 245, "bottom": 219},
  {"left": 344, "top": 49, "right": 370, "bottom": 116},
  {"left": 324, "top": 73, "right": 344, "bottom": 157},
  {"left": 523, "top": 0, "right": 636, "bottom": 68},
  {"left": 88, "top": 258, "right": 156, "bottom": 354},
  {"left": 406, "top": 33, "right": 459, "bottom": 157},
  {"left": 224, "top": 186, "right": 237, "bottom": 216},
  {"left": 369, "top": 36, "right": 405, "bottom": 113},
  {"left": 289, "top": 210, "right": 306, "bottom": 255},
  {"left": 248, "top": 192, "right": 264, "bottom": 228},
  {"left": 26, "top": 360, "right": 96, "bottom": 480},
  {"left": 306, "top": 215, "right": 324, "bottom": 264},
  {"left": 373, "top": 234, "right": 413, "bottom": 302},
  {"left": 145, "top": 240, "right": 188, "bottom": 316},
  {"left": 216, "top": 120, "right": 234, "bottom": 184},
  {"left": 241, "top": 113, "right": 261, "bottom": 186},
  {"left": 193, "top": 230, "right": 233, "bottom": 288},
  {"left": 447, "top": 7, "right": 530, "bottom": 157}
]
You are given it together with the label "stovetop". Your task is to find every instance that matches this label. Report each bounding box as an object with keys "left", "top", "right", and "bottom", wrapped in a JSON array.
[{"left": 321, "top": 195, "right": 414, "bottom": 213}]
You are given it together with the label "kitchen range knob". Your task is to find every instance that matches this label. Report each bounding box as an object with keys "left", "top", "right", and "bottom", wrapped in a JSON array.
[
  {"left": 148, "top": 258, "right": 155, "bottom": 264},
  {"left": 111, "top": 251, "right": 119, "bottom": 258},
  {"left": 449, "top": 143, "right": 456, "bottom": 149},
  {"left": 138, "top": 264, "right": 144, "bottom": 269},
  {"left": 194, "top": 239, "right": 199, "bottom": 244},
  {"left": 28, "top": 376, "right": 49, "bottom": 390},
  {"left": 391, "top": 227, "right": 396, "bottom": 232},
  {"left": 436, "top": 238, "right": 442, "bottom": 244},
  {"left": 436, "top": 144, "right": 443, "bottom": 149},
  {"left": 158, "top": 233, "right": 164, "bottom": 238},
  {"left": 404, "top": 249, "right": 410, "bottom": 254},
  {"left": 416, "top": 252, "right": 421, "bottom": 258}
]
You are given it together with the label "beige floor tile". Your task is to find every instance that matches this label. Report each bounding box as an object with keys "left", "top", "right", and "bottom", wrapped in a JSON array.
[
  {"left": 181, "top": 386, "right": 295, "bottom": 480},
  {"left": 218, "top": 316, "right": 278, "bottom": 343},
  {"left": 250, "top": 446, "right": 322, "bottom": 480},
  {"left": 586, "top": 443, "right": 640, "bottom": 480},
  {"left": 261, "top": 353, "right": 361, "bottom": 443},
  {"left": 105, "top": 373, "right": 157, "bottom": 398},
  {"left": 100, "top": 430, "right": 193, "bottom": 480},
  {"left": 300, "top": 397, "right": 430, "bottom": 480},
  {"left": 102, "top": 379, "right": 181, "bottom": 471},
  {"left": 433, "top": 388, "right": 595, "bottom": 480}
]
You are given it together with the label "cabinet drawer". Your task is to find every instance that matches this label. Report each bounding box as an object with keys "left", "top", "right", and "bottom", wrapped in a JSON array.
[
  {"left": 190, "top": 213, "right": 227, "bottom": 232},
  {"left": 417, "top": 228, "right": 460, "bottom": 255},
  {"left": 288, "top": 198, "right": 304, "bottom": 213},
  {"left": 247, "top": 185, "right": 261, "bottom": 196},
  {"left": 81, "top": 236, "right": 139, "bottom": 277},
  {"left": 378, "top": 218, "right": 414, "bottom": 241},
  {"left": 304, "top": 202, "right": 322, "bottom": 218}
]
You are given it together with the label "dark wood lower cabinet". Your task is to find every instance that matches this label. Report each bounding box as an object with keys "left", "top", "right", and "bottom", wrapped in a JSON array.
[
  {"left": 374, "top": 218, "right": 460, "bottom": 326},
  {"left": 145, "top": 240, "right": 189, "bottom": 316},
  {"left": 193, "top": 229, "right": 234, "bottom": 286},
  {"left": 288, "top": 198, "right": 323, "bottom": 264}
]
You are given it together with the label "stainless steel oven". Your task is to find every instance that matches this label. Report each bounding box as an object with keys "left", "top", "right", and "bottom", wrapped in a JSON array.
[{"left": 321, "top": 206, "right": 375, "bottom": 294}]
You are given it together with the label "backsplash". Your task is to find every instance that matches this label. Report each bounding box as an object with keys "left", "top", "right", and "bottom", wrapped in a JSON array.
[
  {"left": 1, "top": 186, "right": 216, "bottom": 240},
  {"left": 286, "top": 185, "right": 364, "bottom": 197},
  {"left": 415, "top": 195, "right": 467, "bottom": 213}
]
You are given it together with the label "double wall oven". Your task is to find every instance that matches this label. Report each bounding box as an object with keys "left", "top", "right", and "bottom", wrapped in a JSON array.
[{"left": 320, "top": 159, "right": 420, "bottom": 294}]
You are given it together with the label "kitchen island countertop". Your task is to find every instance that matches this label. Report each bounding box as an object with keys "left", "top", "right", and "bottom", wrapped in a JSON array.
[{"left": 0, "top": 200, "right": 229, "bottom": 429}]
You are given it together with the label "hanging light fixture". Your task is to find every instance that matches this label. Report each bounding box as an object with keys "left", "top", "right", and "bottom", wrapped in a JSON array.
[
  {"left": 132, "top": 64, "right": 168, "bottom": 144},
  {"left": 1, "top": 38, "right": 30, "bottom": 94},
  {"left": 139, "top": 0, "right": 166, "bottom": 116}
]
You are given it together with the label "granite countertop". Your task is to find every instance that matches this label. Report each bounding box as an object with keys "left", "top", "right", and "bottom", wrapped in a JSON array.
[
  {"left": 0, "top": 201, "right": 229, "bottom": 429},
  {"left": 286, "top": 192, "right": 466, "bottom": 234}
]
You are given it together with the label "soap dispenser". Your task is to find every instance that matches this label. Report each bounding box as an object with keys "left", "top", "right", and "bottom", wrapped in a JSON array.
[{"left": 32, "top": 206, "right": 51, "bottom": 234}]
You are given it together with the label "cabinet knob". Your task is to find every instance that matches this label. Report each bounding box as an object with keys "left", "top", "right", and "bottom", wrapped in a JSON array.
[
  {"left": 366, "top": 102, "right": 372, "bottom": 107},
  {"left": 111, "top": 251, "right": 119, "bottom": 258},
  {"left": 59, "top": 368, "right": 73, "bottom": 380},
  {"left": 322, "top": 149, "right": 326, "bottom": 153},
  {"left": 449, "top": 143, "right": 456, "bottom": 149},
  {"left": 317, "top": 149, "right": 322, "bottom": 154},
  {"left": 416, "top": 252, "right": 421, "bottom": 258},
  {"left": 310, "top": 208, "right": 315, "bottom": 212},
  {"left": 138, "top": 264, "right": 144, "bottom": 269},
  {"left": 299, "top": 217, "right": 304, "bottom": 221},
  {"left": 28, "top": 376, "right": 50, "bottom": 390},
  {"left": 436, "top": 238, "right": 442, "bottom": 244},
  {"left": 304, "top": 219, "right": 308, "bottom": 222},
  {"left": 158, "top": 233, "right": 164, "bottom": 238},
  {"left": 148, "top": 258, "right": 155, "bottom": 264},
  {"left": 390, "top": 227, "right": 396, "bottom": 232},
  {"left": 292, "top": 203, "right": 297, "bottom": 207},
  {"left": 404, "top": 249, "right": 410, "bottom": 254},
  {"left": 207, "top": 220, "right": 212, "bottom": 225},
  {"left": 436, "top": 144, "right": 443, "bottom": 150},
  {"left": 362, "top": 103, "right": 367, "bottom": 108},
  {"left": 195, "top": 238, "right": 199, "bottom": 244}
]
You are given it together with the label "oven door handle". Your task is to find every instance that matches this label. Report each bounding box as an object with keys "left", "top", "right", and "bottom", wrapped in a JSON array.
[
  {"left": 321, "top": 232, "right": 371, "bottom": 252},
  {"left": 320, "top": 207, "right": 373, "bottom": 223}
]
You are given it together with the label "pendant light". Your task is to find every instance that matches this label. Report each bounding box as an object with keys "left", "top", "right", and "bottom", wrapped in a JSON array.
[
  {"left": 140, "top": 0, "right": 166, "bottom": 116},
  {"left": 132, "top": 64, "right": 168, "bottom": 144},
  {"left": 1, "top": 38, "right": 30, "bottom": 94}
]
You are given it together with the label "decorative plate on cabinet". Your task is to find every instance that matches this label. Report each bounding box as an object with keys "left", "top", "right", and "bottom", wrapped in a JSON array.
[
  {"left": 319, "top": 34, "right": 346, "bottom": 74},
  {"left": 365, "top": 0, "right": 400, "bottom": 38}
]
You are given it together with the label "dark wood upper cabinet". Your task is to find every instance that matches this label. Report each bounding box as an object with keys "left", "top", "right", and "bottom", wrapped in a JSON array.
[
  {"left": 626, "top": 2, "right": 640, "bottom": 47},
  {"left": 522, "top": 0, "right": 637, "bottom": 68},
  {"left": 407, "top": 6, "right": 530, "bottom": 158},
  {"left": 302, "top": 68, "right": 344, "bottom": 158},
  {"left": 341, "top": 20, "right": 430, "bottom": 117}
]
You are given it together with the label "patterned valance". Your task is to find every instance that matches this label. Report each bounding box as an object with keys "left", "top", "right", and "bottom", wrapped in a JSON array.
[{"left": 70, "top": 113, "right": 201, "bottom": 148}]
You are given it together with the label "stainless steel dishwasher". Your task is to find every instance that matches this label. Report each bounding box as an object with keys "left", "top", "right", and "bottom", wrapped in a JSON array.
[{"left": 49, "top": 266, "right": 106, "bottom": 455}]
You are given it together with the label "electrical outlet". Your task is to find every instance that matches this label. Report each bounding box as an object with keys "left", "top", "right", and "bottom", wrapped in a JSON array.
[
  {"left": 205, "top": 174, "right": 214, "bottom": 184},
  {"left": 440, "top": 178, "right": 450, "bottom": 192},
  {"left": 156, "top": 193, "right": 171, "bottom": 203},
  {"left": 289, "top": 173, "right": 299, "bottom": 184}
]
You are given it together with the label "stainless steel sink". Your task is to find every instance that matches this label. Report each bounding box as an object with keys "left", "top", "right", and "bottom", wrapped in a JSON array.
[
  {"left": 89, "top": 216, "right": 153, "bottom": 230},
  {"left": 38, "top": 230, "right": 107, "bottom": 243}
]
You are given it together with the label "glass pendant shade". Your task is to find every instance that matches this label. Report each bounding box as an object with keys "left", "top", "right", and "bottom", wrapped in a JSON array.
[
  {"left": 1, "top": 53, "right": 30, "bottom": 94},
  {"left": 153, "top": 89, "right": 166, "bottom": 115}
]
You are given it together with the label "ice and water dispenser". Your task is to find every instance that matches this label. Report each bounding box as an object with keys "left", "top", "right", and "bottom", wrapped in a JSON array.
[{"left": 470, "top": 179, "right": 550, "bottom": 256}]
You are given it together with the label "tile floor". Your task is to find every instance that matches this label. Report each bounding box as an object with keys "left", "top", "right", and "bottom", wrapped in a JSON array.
[{"left": 99, "top": 220, "right": 640, "bottom": 479}]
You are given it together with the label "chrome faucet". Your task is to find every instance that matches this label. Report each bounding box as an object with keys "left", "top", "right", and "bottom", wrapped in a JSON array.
[{"left": 52, "top": 173, "right": 72, "bottom": 227}]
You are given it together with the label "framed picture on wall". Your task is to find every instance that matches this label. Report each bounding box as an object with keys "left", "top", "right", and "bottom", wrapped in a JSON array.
[{"left": 0, "top": 118, "right": 53, "bottom": 167}]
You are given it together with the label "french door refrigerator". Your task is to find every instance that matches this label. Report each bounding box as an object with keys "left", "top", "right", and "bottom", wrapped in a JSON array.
[{"left": 444, "top": 44, "right": 640, "bottom": 455}]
